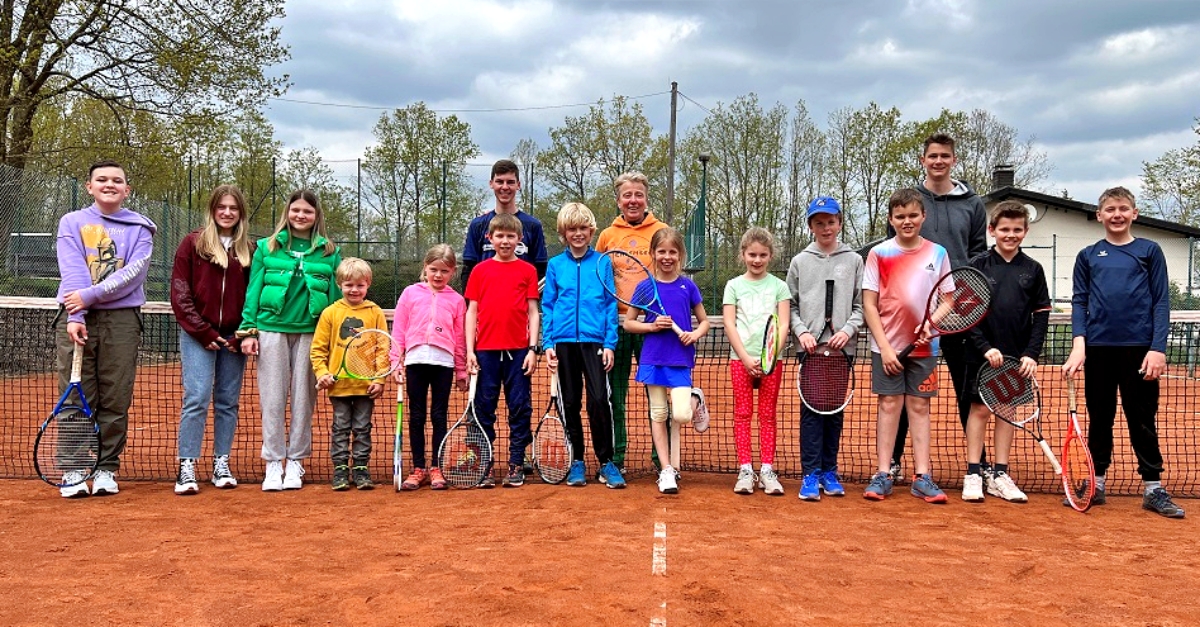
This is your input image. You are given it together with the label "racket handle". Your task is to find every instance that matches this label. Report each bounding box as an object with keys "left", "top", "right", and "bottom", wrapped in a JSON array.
[
  {"left": 550, "top": 371, "right": 559, "bottom": 397},
  {"left": 1039, "top": 439, "right": 1062, "bottom": 475},
  {"left": 467, "top": 373, "right": 478, "bottom": 402},
  {"left": 1067, "top": 378, "right": 1077, "bottom": 412},
  {"left": 671, "top": 322, "right": 686, "bottom": 337},
  {"left": 896, "top": 343, "right": 916, "bottom": 361},
  {"left": 69, "top": 343, "right": 84, "bottom": 383}
]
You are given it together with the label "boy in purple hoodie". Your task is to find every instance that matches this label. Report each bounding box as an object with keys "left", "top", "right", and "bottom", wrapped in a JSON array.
[{"left": 55, "top": 159, "right": 157, "bottom": 498}]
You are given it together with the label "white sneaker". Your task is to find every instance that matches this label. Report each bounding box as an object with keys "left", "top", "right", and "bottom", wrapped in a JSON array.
[
  {"left": 262, "top": 460, "right": 284, "bottom": 491},
  {"left": 91, "top": 469, "right": 119, "bottom": 495},
  {"left": 282, "top": 459, "right": 305, "bottom": 490},
  {"left": 962, "top": 473, "right": 985, "bottom": 502},
  {"left": 657, "top": 466, "right": 678, "bottom": 494},
  {"left": 758, "top": 467, "right": 784, "bottom": 496},
  {"left": 691, "top": 388, "right": 710, "bottom": 433},
  {"left": 987, "top": 471, "right": 1028, "bottom": 503},
  {"left": 60, "top": 470, "right": 90, "bottom": 498},
  {"left": 212, "top": 455, "right": 238, "bottom": 488},
  {"left": 733, "top": 467, "right": 756, "bottom": 495},
  {"left": 174, "top": 459, "right": 200, "bottom": 495}
]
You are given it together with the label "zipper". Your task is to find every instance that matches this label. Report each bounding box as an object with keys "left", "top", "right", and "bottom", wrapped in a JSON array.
[
  {"left": 218, "top": 261, "right": 227, "bottom": 332},
  {"left": 425, "top": 286, "right": 436, "bottom": 345},
  {"left": 574, "top": 257, "right": 582, "bottom": 341}
]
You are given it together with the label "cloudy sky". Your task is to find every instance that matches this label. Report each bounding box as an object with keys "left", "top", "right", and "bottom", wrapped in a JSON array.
[{"left": 264, "top": 0, "right": 1200, "bottom": 205}]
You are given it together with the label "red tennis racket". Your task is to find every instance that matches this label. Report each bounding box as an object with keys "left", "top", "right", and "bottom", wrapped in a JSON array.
[{"left": 897, "top": 267, "right": 992, "bottom": 360}]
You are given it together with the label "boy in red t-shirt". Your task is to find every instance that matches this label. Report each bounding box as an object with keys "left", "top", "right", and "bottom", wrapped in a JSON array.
[{"left": 465, "top": 213, "right": 541, "bottom": 488}]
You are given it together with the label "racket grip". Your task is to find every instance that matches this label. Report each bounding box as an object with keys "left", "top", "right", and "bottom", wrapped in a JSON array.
[
  {"left": 670, "top": 322, "right": 686, "bottom": 337},
  {"left": 1039, "top": 439, "right": 1062, "bottom": 475},
  {"left": 896, "top": 343, "right": 916, "bottom": 361},
  {"left": 1067, "top": 378, "right": 1077, "bottom": 412}
]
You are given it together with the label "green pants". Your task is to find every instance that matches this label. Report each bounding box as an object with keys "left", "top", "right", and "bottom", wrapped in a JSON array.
[
  {"left": 609, "top": 328, "right": 643, "bottom": 467},
  {"left": 55, "top": 308, "right": 142, "bottom": 472}
]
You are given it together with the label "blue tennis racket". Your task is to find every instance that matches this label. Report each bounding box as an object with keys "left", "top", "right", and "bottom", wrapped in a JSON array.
[{"left": 599, "top": 250, "right": 684, "bottom": 336}]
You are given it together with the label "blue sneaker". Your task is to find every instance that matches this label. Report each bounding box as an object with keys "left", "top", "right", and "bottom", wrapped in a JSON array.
[
  {"left": 798, "top": 472, "right": 821, "bottom": 501},
  {"left": 864, "top": 472, "right": 893, "bottom": 500},
  {"left": 599, "top": 461, "right": 626, "bottom": 489},
  {"left": 911, "top": 473, "right": 948, "bottom": 503},
  {"left": 819, "top": 470, "right": 845, "bottom": 496},
  {"left": 566, "top": 460, "right": 586, "bottom": 487}
]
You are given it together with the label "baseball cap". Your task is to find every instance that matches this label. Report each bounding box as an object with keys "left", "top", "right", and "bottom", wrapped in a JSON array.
[{"left": 806, "top": 196, "right": 841, "bottom": 219}]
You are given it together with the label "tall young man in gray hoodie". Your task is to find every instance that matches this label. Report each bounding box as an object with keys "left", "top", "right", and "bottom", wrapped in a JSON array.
[{"left": 889, "top": 134, "right": 988, "bottom": 480}]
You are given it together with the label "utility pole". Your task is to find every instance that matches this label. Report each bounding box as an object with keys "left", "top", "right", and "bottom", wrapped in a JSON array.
[{"left": 665, "top": 81, "right": 678, "bottom": 224}]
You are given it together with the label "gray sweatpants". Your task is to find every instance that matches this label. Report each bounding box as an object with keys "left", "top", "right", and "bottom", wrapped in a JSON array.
[{"left": 257, "top": 331, "right": 316, "bottom": 461}]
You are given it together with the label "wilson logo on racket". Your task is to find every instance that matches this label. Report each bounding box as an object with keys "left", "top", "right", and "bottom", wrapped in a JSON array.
[
  {"left": 983, "top": 368, "right": 1025, "bottom": 402},
  {"left": 953, "top": 287, "right": 985, "bottom": 316}
]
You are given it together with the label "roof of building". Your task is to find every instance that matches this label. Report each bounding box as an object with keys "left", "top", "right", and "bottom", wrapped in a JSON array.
[{"left": 986, "top": 186, "right": 1200, "bottom": 238}]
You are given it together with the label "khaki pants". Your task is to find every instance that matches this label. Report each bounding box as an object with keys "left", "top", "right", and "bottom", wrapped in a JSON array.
[{"left": 55, "top": 307, "right": 142, "bottom": 473}]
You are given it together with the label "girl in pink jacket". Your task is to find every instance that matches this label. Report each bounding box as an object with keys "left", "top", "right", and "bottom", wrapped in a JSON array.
[{"left": 391, "top": 244, "right": 468, "bottom": 490}]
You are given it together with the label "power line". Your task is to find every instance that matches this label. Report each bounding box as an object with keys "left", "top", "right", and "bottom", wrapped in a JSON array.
[
  {"left": 269, "top": 91, "right": 671, "bottom": 113},
  {"left": 678, "top": 91, "right": 714, "bottom": 116}
]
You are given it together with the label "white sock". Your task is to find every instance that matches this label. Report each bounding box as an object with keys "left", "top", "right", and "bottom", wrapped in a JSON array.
[
  {"left": 761, "top": 463, "right": 774, "bottom": 474},
  {"left": 1095, "top": 475, "right": 1107, "bottom": 491},
  {"left": 1145, "top": 480, "right": 1162, "bottom": 495},
  {"left": 740, "top": 463, "right": 753, "bottom": 473}
]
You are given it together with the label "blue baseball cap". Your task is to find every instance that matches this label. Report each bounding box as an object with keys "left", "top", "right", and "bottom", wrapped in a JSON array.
[{"left": 806, "top": 196, "right": 841, "bottom": 219}]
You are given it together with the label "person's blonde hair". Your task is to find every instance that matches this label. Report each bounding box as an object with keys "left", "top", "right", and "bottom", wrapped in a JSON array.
[
  {"left": 420, "top": 244, "right": 457, "bottom": 281},
  {"left": 555, "top": 202, "right": 597, "bottom": 244},
  {"left": 195, "top": 185, "right": 252, "bottom": 268},
  {"left": 649, "top": 227, "right": 686, "bottom": 274},
  {"left": 1097, "top": 186, "right": 1136, "bottom": 211},
  {"left": 267, "top": 189, "right": 338, "bottom": 255},
  {"left": 613, "top": 171, "right": 649, "bottom": 197},
  {"left": 336, "top": 257, "right": 372, "bottom": 284},
  {"left": 738, "top": 227, "right": 776, "bottom": 263}
]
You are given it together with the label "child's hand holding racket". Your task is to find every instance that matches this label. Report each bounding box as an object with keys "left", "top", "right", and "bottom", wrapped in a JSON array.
[
  {"left": 679, "top": 328, "right": 703, "bottom": 346},
  {"left": 316, "top": 374, "right": 335, "bottom": 390},
  {"left": 826, "top": 330, "right": 850, "bottom": 351}
]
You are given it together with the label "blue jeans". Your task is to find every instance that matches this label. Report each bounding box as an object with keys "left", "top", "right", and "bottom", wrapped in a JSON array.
[{"left": 178, "top": 331, "right": 247, "bottom": 459}]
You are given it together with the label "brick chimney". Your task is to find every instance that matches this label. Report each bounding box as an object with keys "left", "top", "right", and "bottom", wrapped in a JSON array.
[{"left": 992, "top": 164, "right": 1015, "bottom": 189}]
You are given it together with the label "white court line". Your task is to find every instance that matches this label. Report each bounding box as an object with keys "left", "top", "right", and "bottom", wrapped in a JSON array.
[{"left": 652, "top": 521, "right": 667, "bottom": 575}]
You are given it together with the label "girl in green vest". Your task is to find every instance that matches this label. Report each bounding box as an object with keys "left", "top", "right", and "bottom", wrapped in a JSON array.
[{"left": 239, "top": 189, "right": 342, "bottom": 491}]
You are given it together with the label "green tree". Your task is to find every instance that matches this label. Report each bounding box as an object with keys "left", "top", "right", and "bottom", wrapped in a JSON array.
[
  {"left": 0, "top": 0, "right": 289, "bottom": 260},
  {"left": 911, "top": 108, "right": 1052, "bottom": 194},
  {"left": 1141, "top": 119, "right": 1200, "bottom": 226}
]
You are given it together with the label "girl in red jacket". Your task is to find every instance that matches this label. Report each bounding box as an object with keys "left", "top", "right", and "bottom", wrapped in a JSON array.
[{"left": 169, "top": 185, "right": 254, "bottom": 495}]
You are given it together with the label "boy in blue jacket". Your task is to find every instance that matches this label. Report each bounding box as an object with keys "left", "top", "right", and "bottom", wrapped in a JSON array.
[{"left": 542, "top": 202, "right": 624, "bottom": 488}]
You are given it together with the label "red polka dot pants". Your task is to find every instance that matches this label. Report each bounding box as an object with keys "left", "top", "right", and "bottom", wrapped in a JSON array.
[{"left": 730, "top": 360, "right": 782, "bottom": 466}]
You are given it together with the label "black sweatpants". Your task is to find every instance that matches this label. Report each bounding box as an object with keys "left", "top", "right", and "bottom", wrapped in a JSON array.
[
  {"left": 1085, "top": 345, "right": 1163, "bottom": 481},
  {"left": 556, "top": 342, "right": 615, "bottom": 465},
  {"left": 406, "top": 363, "right": 454, "bottom": 468}
]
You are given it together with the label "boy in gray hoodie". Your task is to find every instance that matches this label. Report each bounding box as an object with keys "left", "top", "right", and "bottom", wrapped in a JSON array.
[{"left": 786, "top": 196, "right": 864, "bottom": 501}]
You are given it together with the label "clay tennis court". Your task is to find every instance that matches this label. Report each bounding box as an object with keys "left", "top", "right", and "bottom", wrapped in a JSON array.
[{"left": 1, "top": 474, "right": 1197, "bottom": 626}]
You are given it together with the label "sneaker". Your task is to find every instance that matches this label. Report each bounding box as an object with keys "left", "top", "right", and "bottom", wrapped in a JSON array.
[
  {"left": 888, "top": 459, "right": 903, "bottom": 485},
  {"left": 962, "top": 473, "right": 985, "bottom": 502},
  {"left": 522, "top": 454, "right": 535, "bottom": 476},
  {"left": 863, "top": 472, "right": 894, "bottom": 501},
  {"left": 60, "top": 470, "right": 90, "bottom": 498},
  {"left": 92, "top": 469, "right": 119, "bottom": 496},
  {"left": 733, "top": 467, "right": 757, "bottom": 495},
  {"left": 503, "top": 465, "right": 525, "bottom": 488},
  {"left": 353, "top": 466, "right": 374, "bottom": 490},
  {"left": 566, "top": 460, "right": 587, "bottom": 487},
  {"left": 986, "top": 471, "right": 1028, "bottom": 503},
  {"left": 819, "top": 470, "right": 845, "bottom": 496},
  {"left": 599, "top": 461, "right": 626, "bottom": 489},
  {"left": 401, "top": 468, "right": 428, "bottom": 491},
  {"left": 212, "top": 455, "right": 237, "bottom": 488},
  {"left": 331, "top": 465, "right": 351, "bottom": 491},
  {"left": 657, "top": 466, "right": 678, "bottom": 494},
  {"left": 174, "top": 459, "right": 200, "bottom": 495},
  {"left": 282, "top": 459, "right": 304, "bottom": 490},
  {"left": 262, "top": 460, "right": 284, "bottom": 491},
  {"left": 759, "top": 467, "right": 785, "bottom": 496},
  {"left": 798, "top": 472, "right": 821, "bottom": 501},
  {"left": 1143, "top": 487, "right": 1185, "bottom": 519},
  {"left": 1062, "top": 480, "right": 1106, "bottom": 507},
  {"left": 910, "top": 473, "right": 947, "bottom": 504},
  {"left": 428, "top": 467, "right": 448, "bottom": 490},
  {"left": 691, "top": 388, "right": 710, "bottom": 433},
  {"left": 478, "top": 473, "right": 496, "bottom": 489}
]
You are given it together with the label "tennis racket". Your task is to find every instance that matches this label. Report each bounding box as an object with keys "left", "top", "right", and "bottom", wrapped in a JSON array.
[
  {"left": 897, "top": 267, "right": 992, "bottom": 360},
  {"left": 977, "top": 357, "right": 1061, "bottom": 473},
  {"left": 393, "top": 386, "right": 404, "bottom": 491},
  {"left": 34, "top": 343, "right": 99, "bottom": 488},
  {"left": 1062, "top": 378, "right": 1096, "bottom": 512},
  {"left": 797, "top": 279, "right": 854, "bottom": 414},
  {"left": 598, "top": 250, "right": 684, "bottom": 336},
  {"left": 760, "top": 313, "right": 782, "bottom": 376},
  {"left": 437, "top": 374, "right": 493, "bottom": 488},
  {"left": 331, "top": 328, "right": 398, "bottom": 382},
  {"left": 534, "top": 371, "right": 571, "bottom": 484}
]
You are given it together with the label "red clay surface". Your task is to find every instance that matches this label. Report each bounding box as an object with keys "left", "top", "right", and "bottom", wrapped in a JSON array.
[{"left": 0, "top": 474, "right": 1196, "bottom": 627}]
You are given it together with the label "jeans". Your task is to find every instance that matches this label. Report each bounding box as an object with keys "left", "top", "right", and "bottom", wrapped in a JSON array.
[{"left": 178, "top": 331, "right": 246, "bottom": 459}]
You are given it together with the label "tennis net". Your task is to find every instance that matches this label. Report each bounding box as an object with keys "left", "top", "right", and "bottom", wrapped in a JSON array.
[{"left": 3, "top": 296, "right": 1199, "bottom": 497}]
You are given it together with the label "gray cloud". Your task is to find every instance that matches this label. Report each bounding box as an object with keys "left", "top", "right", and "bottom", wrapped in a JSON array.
[{"left": 270, "top": 0, "right": 1200, "bottom": 203}]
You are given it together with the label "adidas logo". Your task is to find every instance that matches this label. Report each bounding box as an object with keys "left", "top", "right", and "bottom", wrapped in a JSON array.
[{"left": 925, "top": 263, "right": 936, "bottom": 271}]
